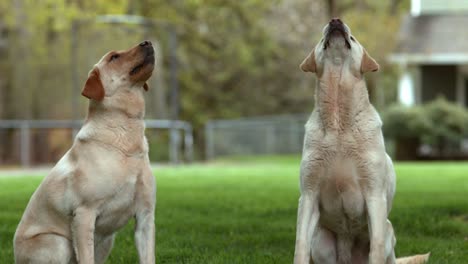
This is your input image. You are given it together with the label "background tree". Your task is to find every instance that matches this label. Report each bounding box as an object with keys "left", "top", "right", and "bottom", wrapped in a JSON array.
[{"left": 0, "top": 0, "right": 409, "bottom": 162}]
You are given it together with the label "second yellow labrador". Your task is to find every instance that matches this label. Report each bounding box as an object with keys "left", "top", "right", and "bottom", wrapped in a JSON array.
[
  {"left": 14, "top": 41, "right": 156, "bottom": 264},
  {"left": 294, "top": 19, "right": 429, "bottom": 264}
]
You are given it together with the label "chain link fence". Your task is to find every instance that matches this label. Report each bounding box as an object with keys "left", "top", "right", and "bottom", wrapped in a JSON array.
[
  {"left": 205, "top": 114, "right": 309, "bottom": 159},
  {"left": 0, "top": 119, "right": 193, "bottom": 167}
]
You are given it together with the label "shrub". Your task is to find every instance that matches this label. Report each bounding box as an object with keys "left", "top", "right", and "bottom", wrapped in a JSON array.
[
  {"left": 423, "top": 97, "right": 468, "bottom": 145},
  {"left": 382, "top": 104, "right": 431, "bottom": 140},
  {"left": 382, "top": 97, "right": 468, "bottom": 159}
]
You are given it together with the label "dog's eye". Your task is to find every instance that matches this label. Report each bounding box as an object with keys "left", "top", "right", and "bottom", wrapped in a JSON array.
[
  {"left": 350, "top": 36, "right": 355, "bottom": 42},
  {"left": 109, "top": 54, "right": 120, "bottom": 61}
]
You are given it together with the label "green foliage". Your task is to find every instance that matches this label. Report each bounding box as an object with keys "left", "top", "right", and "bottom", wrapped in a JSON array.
[
  {"left": 423, "top": 97, "right": 468, "bottom": 145},
  {"left": 0, "top": 0, "right": 131, "bottom": 119},
  {"left": 0, "top": 0, "right": 410, "bottom": 158},
  {"left": 382, "top": 104, "right": 431, "bottom": 140},
  {"left": 383, "top": 98, "right": 468, "bottom": 147},
  {"left": 0, "top": 0, "right": 405, "bottom": 121},
  {"left": 146, "top": 1, "right": 293, "bottom": 124},
  {"left": 1, "top": 158, "right": 467, "bottom": 262}
]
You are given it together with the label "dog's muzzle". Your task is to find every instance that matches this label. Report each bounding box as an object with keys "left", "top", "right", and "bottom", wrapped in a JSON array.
[
  {"left": 324, "top": 18, "right": 351, "bottom": 50},
  {"left": 130, "top": 41, "right": 155, "bottom": 76}
]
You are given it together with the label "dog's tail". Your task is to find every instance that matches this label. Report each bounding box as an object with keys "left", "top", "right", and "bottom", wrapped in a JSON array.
[{"left": 396, "top": 252, "right": 430, "bottom": 264}]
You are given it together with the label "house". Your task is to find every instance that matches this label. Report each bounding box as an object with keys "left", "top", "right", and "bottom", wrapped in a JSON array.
[{"left": 390, "top": 0, "right": 468, "bottom": 107}]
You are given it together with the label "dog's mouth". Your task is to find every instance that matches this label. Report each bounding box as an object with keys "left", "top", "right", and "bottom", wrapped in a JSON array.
[
  {"left": 130, "top": 50, "right": 155, "bottom": 76},
  {"left": 324, "top": 25, "right": 351, "bottom": 50}
]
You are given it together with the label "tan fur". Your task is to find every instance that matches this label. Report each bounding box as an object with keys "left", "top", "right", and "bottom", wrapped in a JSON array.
[
  {"left": 361, "top": 49, "right": 379, "bottom": 73},
  {"left": 14, "top": 41, "right": 156, "bottom": 264},
  {"left": 300, "top": 50, "right": 317, "bottom": 73},
  {"left": 293, "top": 20, "right": 429, "bottom": 264}
]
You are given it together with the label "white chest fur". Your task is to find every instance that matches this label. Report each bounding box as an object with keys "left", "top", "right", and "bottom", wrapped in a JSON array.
[{"left": 94, "top": 173, "right": 138, "bottom": 235}]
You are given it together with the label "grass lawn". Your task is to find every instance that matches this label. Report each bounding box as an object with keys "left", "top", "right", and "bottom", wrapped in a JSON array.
[{"left": 0, "top": 156, "right": 467, "bottom": 263}]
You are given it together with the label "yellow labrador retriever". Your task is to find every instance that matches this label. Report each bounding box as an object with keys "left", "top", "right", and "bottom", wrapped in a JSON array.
[
  {"left": 14, "top": 41, "right": 156, "bottom": 264},
  {"left": 294, "top": 19, "right": 429, "bottom": 264}
]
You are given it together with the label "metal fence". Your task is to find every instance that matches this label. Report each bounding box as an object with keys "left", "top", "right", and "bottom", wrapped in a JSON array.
[
  {"left": 0, "top": 119, "right": 193, "bottom": 167},
  {"left": 205, "top": 114, "right": 309, "bottom": 159}
]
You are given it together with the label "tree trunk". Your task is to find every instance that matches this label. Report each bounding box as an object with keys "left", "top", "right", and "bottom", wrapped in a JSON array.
[
  {"left": 389, "top": 0, "right": 402, "bottom": 15},
  {"left": 326, "top": 0, "right": 338, "bottom": 18}
]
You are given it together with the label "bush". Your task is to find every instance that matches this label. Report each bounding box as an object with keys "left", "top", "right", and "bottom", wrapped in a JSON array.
[
  {"left": 382, "top": 97, "right": 468, "bottom": 160},
  {"left": 423, "top": 97, "right": 468, "bottom": 145},
  {"left": 382, "top": 104, "right": 432, "bottom": 140}
]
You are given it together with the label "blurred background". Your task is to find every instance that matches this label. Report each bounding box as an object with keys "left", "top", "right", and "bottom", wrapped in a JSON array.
[{"left": 0, "top": 0, "right": 467, "bottom": 166}]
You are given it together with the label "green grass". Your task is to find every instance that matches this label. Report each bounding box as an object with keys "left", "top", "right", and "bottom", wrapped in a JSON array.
[{"left": 1, "top": 157, "right": 467, "bottom": 263}]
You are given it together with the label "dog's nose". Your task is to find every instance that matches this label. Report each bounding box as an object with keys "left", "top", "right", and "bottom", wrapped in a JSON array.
[
  {"left": 139, "top": 40, "right": 152, "bottom": 47},
  {"left": 330, "top": 18, "right": 343, "bottom": 26}
]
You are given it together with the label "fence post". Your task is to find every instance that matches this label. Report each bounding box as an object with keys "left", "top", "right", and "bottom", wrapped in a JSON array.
[
  {"left": 70, "top": 21, "right": 80, "bottom": 139},
  {"left": 20, "top": 122, "right": 31, "bottom": 167},
  {"left": 205, "top": 122, "right": 214, "bottom": 160},
  {"left": 184, "top": 125, "right": 194, "bottom": 162},
  {"left": 169, "top": 123, "right": 180, "bottom": 164},
  {"left": 265, "top": 124, "right": 275, "bottom": 154},
  {"left": 168, "top": 27, "right": 180, "bottom": 165}
]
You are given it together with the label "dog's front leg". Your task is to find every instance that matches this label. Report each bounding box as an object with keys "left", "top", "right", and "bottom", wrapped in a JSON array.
[
  {"left": 134, "top": 169, "right": 156, "bottom": 264},
  {"left": 294, "top": 190, "right": 320, "bottom": 264},
  {"left": 366, "top": 194, "right": 388, "bottom": 264},
  {"left": 72, "top": 207, "right": 96, "bottom": 264},
  {"left": 135, "top": 209, "right": 155, "bottom": 264}
]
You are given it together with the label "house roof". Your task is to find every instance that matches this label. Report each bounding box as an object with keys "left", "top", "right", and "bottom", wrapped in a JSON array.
[{"left": 390, "top": 14, "right": 468, "bottom": 64}]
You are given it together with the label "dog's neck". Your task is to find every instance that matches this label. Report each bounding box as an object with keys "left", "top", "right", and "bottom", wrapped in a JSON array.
[
  {"left": 314, "top": 67, "right": 371, "bottom": 132},
  {"left": 76, "top": 97, "right": 148, "bottom": 157}
]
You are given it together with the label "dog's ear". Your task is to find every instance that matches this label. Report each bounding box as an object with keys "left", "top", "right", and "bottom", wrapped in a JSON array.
[
  {"left": 361, "top": 49, "right": 379, "bottom": 73},
  {"left": 143, "top": 82, "right": 149, "bottom": 91},
  {"left": 300, "top": 50, "right": 316, "bottom": 73},
  {"left": 82, "top": 68, "right": 105, "bottom": 101}
]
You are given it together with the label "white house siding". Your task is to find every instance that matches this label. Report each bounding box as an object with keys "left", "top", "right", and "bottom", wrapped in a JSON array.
[{"left": 412, "top": 0, "right": 468, "bottom": 16}]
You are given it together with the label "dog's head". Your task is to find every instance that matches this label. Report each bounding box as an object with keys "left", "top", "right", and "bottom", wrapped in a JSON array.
[
  {"left": 300, "top": 18, "right": 379, "bottom": 78},
  {"left": 81, "top": 40, "right": 155, "bottom": 101}
]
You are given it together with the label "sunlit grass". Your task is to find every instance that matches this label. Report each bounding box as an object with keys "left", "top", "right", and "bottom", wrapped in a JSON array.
[{"left": 0, "top": 157, "right": 467, "bottom": 263}]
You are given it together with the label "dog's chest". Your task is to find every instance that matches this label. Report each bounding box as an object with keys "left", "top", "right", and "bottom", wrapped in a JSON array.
[
  {"left": 306, "top": 131, "right": 369, "bottom": 234},
  {"left": 318, "top": 163, "right": 367, "bottom": 235},
  {"left": 304, "top": 111, "right": 386, "bottom": 234},
  {"left": 94, "top": 173, "right": 138, "bottom": 235}
]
